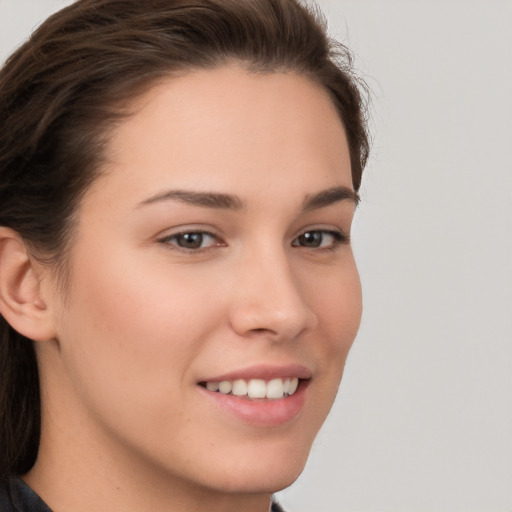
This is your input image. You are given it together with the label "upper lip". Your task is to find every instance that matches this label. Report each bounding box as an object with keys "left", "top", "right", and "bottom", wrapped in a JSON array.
[{"left": 199, "top": 364, "right": 313, "bottom": 383}]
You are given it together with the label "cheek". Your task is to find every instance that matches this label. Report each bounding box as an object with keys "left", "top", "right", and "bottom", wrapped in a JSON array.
[
  {"left": 310, "top": 260, "right": 362, "bottom": 400},
  {"left": 310, "top": 257, "right": 362, "bottom": 352},
  {"left": 66, "top": 244, "right": 221, "bottom": 342},
  {"left": 55, "top": 246, "right": 225, "bottom": 420},
  {"left": 327, "top": 274, "right": 362, "bottom": 350}
]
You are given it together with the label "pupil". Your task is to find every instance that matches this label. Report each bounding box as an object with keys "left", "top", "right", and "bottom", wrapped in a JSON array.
[
  {"left": 300, "top": 231, "right": 321, "bottom": 247},
  {"left": 178, "top": 233, "right": 203, "bottom": 249}
]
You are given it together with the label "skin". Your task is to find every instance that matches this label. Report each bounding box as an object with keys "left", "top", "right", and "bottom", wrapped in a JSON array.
[{"left": 21, "top": 65, "right": 362, "bottom": 512}]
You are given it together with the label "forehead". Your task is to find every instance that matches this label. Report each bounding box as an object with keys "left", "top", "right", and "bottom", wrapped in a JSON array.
[{"left": 91, "top": 65, "right": 352, "bottom": 205}]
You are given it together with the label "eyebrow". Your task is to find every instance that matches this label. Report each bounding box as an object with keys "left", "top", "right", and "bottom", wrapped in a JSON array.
[
  {"left": 137, "top": 189, "right": 245, "bottom": 210},
  {"left": 137, "top": 185, "right": 359, "bottom": 211},
  {"left": 302, "top": 186, "right": 360, "bottom": 210}
]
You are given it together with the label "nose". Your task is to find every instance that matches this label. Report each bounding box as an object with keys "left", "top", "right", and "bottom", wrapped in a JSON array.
[{"left": 228, "top": 248, "right": 317, "bottom": 342}]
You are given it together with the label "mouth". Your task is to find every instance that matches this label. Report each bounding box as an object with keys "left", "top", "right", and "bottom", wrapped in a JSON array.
[
  {"left": 199, "top": 377, "right": 301, "bottom": 400},
  {"left": 197, "top": 365, "right": 312, "bottom": 425}
]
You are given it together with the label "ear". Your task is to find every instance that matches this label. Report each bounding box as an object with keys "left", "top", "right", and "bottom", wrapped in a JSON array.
[{"left": 0, "top": 227, "right": 57, "bottom": 342}]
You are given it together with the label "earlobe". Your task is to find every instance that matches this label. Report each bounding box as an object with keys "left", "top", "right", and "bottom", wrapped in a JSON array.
[{"left": 0, "top": 227, "right": 57, "bottom": 342}]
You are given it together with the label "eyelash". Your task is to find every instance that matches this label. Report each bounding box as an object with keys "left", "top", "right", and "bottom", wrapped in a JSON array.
[
  {"left": 292, "top": 229, "right": 349, "bottom": 251},
  {"left": 158, "top": 231, "right": 224, "bottom": 252},
  {"left": 158, "top": 229, "right": 349, "bottom": 253}
]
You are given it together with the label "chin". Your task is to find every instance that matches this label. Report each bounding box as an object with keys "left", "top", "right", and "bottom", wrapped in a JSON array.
[
  {"left": 211, "top": 467, "right": 305, "bottom": 496},
  {"left": 199, "top": 444, "right": 311, "bottom": 495}
]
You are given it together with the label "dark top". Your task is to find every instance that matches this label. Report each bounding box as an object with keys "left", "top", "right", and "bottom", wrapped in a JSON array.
[
  {"left": 0, "top": 476, "right": 286, "bottom": 511},
  {"left": 0, "top": 477, "right": 51, "bottom": 512}
]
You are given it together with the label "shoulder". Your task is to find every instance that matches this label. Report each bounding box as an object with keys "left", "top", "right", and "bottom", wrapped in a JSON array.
[
  {"left": 0, "top": 477, "right": 14, "bottom": 512},
  {"left": 272, "top": 500, "right": 287, "bottom": 512},
  {"left": 0, "top": 477, "right": 52, "bottom": 512}
]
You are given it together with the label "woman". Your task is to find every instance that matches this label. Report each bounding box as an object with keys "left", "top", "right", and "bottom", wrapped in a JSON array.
[{"left": 0, "top": 0, "right": 369, "bottom": 510}]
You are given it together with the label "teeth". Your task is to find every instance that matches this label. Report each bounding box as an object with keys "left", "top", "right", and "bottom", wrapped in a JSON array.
[
  {"left": 206, "top": 382, "right": 219, "bottom": 392},
  {"left": 266, "top": 378, "right": 285, "bottom": 399},
  {"left": 204, "top": 377, "right": 300, "bottom": 400},
  {"left": 288, "top": 377, "right": 298, "bottom": 395},
  {"left": 218, "top": 381, "right": 232, "bottom": 394},
  {"left": 232, "top": 379, "right": 248, "bottom": 396},
  {"left": 247, "top": 379, "right": 266, "bottom": 398}
]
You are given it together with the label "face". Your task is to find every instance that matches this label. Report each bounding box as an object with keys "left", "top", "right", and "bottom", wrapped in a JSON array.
[{"left": 40, "top": 66, "right": 362, "bottom": 496}]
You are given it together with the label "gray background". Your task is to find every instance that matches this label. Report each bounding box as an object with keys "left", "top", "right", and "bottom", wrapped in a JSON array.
[{"left": 1, "top": 1, "right": 511, "bottom": 511}]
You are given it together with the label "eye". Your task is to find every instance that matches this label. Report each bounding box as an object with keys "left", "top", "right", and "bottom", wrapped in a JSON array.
[
  {"left": 159, "top": 231, "right": 223, "bottom": 251},
  {"left": 292, "top": 230, "right": 347, "bottom": 249}
]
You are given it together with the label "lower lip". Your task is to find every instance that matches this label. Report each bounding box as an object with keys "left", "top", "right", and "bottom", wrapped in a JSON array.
[{"left": 198, "top": 381, "right": 309, "bottom": 427}]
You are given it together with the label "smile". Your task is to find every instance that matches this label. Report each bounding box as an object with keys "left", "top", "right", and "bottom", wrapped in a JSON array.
[{"left": 201, "top": 377, "right": 300, "bottom": 400}]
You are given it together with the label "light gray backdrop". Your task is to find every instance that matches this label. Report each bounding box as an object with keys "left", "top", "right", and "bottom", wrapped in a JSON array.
[{"left": 1, "top": 1, "right": 511, "bottom": 511}]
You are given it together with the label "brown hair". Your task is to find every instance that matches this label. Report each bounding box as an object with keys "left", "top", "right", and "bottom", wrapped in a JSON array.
[{"left": 0, "top": 0, "right": 370, "bottom": 478}]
